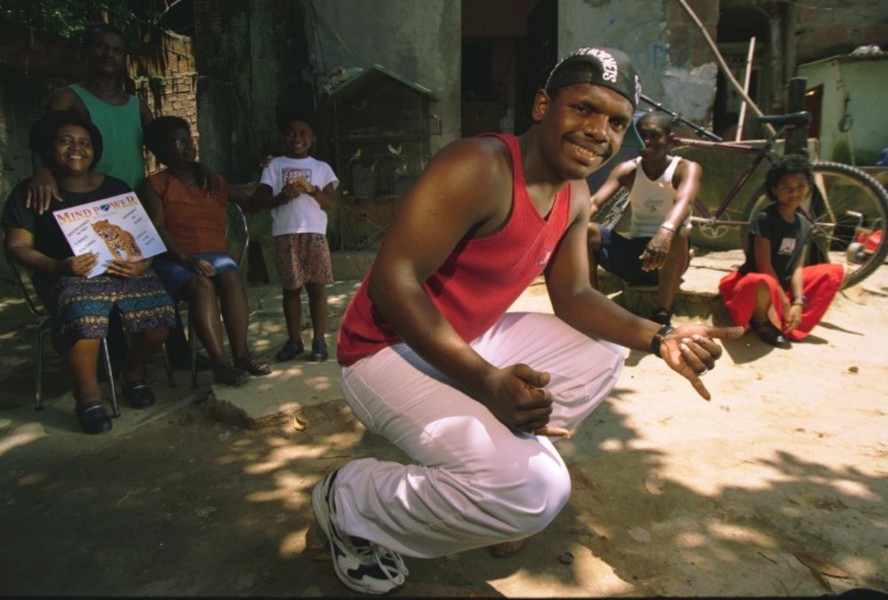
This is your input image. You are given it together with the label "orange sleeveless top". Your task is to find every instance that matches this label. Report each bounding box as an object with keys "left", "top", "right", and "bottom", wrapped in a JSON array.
[{"left": 148, "top": 171, "right": 229, "bottom": 254}]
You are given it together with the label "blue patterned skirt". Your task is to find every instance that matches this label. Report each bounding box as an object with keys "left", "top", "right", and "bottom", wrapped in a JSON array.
[{"left": 33, "top": 270, "right": 175, "bottom": 354}]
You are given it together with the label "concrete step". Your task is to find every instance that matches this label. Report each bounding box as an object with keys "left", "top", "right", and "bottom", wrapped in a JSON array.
[
  {"left": 331, "top": 249, "right": 745, "bottom": 322},
  {"left": 332, "top": 249, "right": 377, "bottom": 281},
  {"left": 603, "top": 249, "right": 743, "bottom": 322}
]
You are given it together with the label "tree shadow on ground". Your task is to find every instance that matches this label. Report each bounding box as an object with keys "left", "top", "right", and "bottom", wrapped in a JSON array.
[
  {"left": 1, "top": 372, "right": 886, "bottom": 597},
  {"left": 2, "top": 277, "right": 886, "bottom": 597}
]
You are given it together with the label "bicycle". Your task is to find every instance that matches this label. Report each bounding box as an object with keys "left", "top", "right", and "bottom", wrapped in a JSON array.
[{"left": 593, "top": 94, "right": 888, "bottom": 288}]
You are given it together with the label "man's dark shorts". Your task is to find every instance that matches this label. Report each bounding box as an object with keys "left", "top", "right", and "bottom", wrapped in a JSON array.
[{"left": 598, "top": 228, "right": 659, "bottom": 286}]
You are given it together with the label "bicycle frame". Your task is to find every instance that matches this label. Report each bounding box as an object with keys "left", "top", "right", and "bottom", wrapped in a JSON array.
[
  {"left": 632, "top": 95, "right": 888, "bottom": 288},
  {"left": 672, "top": 136, "right": 775, "bottom": 228},
  {"left": 641, "top": 93, "right": 785, "bottom": 229}
]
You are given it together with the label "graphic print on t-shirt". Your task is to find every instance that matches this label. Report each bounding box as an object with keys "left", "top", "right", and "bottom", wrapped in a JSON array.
[
  {"left": 284, "top": 168, "right": 311, "bottom": 186},
  {"left": 778, "top": 236, "right": 796, "bottom": 255},
  {"left": 642, "top": 195, "right": 665, "bottom": 215}
]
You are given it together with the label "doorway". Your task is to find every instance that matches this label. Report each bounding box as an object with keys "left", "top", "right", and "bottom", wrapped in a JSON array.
[
  {"left": 460, "top": 0, "right": 555, "bottom": 137},
  {"left": 713, "top": 3, "right": 770, "bottom": 139}
]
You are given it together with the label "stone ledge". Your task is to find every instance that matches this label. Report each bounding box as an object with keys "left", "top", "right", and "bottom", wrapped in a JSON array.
[
  {"left": 598, "top": 250, "right": 742, "bottom": 322},
  {"left": 329, "top": 249, "right": 745, "bottom": 322}
]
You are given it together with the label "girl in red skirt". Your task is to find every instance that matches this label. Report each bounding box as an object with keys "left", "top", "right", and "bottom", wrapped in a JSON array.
[{"left": 719, "top": 154, "right": 846, "bottom": 347}]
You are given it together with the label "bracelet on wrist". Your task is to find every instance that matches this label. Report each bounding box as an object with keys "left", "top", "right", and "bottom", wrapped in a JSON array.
[
  {"left": 793, "top": 294, "right": 807, "bottom": 307},
  {"left": 659, "top": 222, "right": 676, "bottom": 233},
  {"left": 650, "top": 324, "right": 675, "bottom": 357}
]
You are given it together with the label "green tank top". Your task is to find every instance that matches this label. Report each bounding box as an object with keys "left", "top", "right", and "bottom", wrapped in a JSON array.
[{"left": 69, "top": 83, "right": 145, "bottom": 189}]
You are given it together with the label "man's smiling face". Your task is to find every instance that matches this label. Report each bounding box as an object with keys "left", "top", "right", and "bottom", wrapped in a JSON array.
[{"left": 532, "top": 83, "right": 633, "bottom": 182}]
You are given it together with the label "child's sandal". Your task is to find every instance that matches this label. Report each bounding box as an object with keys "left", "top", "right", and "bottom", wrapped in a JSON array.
[
  {"left": 235, "top": 356, "right": 272, "bottom": 376},
  {"left": 214, "top": 364, "right": 250, "bottom": 387}
]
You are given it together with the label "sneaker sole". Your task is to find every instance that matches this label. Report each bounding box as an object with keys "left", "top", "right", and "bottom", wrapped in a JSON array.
[{"left": 310, "top": 478, "right": 404, "bottom": 595}]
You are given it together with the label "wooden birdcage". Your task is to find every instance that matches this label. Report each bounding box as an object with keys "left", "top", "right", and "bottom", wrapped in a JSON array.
[{"left": 326, "top": 64, "right": 436, "bottom": 250}]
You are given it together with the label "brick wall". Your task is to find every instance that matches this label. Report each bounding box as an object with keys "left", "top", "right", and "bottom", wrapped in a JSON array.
[
  {"left": 135, "top": 68, "right": 199, "bottom": 174},
  {"left": 665, "top": 0, "right": 720, "bottom": 67},
  {"left": 0, "top": 21, "right": 198, "bottom": 199},
  {"left": 796, "top": 1, "right": 888, "bottom": 62}
]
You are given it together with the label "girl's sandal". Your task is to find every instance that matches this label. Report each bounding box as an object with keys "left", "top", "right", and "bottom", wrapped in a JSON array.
[
  {"left": 76, "top": 402, "right": 113, "bottom": 435},
  {"left": 235, "top": 356, "right": 272, "bottom": 377},
  {"left": 214, "top": 364, "right": 250, "bottom": 387},
  {"left": 753, "top": 319, "right": 789, "bottom": 347}
]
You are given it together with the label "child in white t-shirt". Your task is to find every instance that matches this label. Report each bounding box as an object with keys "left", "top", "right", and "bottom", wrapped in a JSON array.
[{"left": 253, "top": 115, "right": 339, "bottom": 361}]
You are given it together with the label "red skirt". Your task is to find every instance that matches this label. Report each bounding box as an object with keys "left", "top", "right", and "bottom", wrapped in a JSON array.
[{"left": 718, "top": 263, "right": 844, "bottom": 341}]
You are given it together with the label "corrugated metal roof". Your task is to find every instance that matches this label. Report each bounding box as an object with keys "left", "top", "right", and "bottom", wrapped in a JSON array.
[
  {"left": 327, "top": 63, "right": 435, "bottom": 100},
  {"left": 800, "top": 48, "right": 888, "bottom": 68}
]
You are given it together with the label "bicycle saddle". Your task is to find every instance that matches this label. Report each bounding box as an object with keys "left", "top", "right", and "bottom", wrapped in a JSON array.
[{"left": 757, "top": 111, "right": 811, "bottom": 128}]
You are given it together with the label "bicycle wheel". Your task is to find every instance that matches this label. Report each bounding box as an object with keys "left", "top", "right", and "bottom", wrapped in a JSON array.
[
  {"left": 592, "top": 187, "right": 630, "bottom": 231},
  {"left": 744, "top": 161, "right": 888, "bottom": 288}
]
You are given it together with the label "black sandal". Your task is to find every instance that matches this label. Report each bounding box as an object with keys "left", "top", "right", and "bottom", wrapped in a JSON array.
[
  {"left": 753, "top": 320, "right": 790, "bottom": 348},
  {"left": 76, "top": 402, "right": 113, "bottom": 434},
  {"left": 235, "top": 356, "right": 272, "bottom": 376},
  {"left": 122, "top": 380, "right": 156, "bottom": 409},
  {"left": 214, "top": 364, "right": 250, "bottom": 387}
]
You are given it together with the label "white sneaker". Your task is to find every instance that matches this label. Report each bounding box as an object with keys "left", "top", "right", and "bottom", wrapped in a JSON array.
[{"left": 311, "top": 470, "right": 409, "bottom": 595}]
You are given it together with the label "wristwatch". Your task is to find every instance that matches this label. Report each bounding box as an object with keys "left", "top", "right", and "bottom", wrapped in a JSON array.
[{"left": 650, "top": 325, "right": 675, "bottom": 356}]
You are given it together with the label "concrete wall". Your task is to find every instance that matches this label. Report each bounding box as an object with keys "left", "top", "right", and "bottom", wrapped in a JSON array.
[
  {"left": 194, "top": 0, "right": 459, "bottom": 175},
  {"left": 193, "top": 0, "right": 460, "bottom": 263},
  {"left": 799, "top": 56, "right": 888, "bottom": 166},
  {"left": 310, "top": 0, "right": 461, "bottom": 154},
  {"left": 557, "top": 0, "right": 719, "bottom": 122},
  {"left": 0, "top": 68, "right": 57, "bottom": 204},
  {"left": 193, "top": 1, "right": 312, "bottom": 184},
  {"left": 196, "top": 0, "right": 727, "bottom": 178}
]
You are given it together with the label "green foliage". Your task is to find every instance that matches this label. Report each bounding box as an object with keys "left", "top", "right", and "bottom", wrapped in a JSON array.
[{"left": 0, "top": 0, "right": 165, "bottom": 39}]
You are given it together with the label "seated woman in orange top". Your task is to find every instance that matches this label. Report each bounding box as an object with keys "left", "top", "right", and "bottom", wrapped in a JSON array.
[{"left": 140, "top": 116, "right": 271, "bottom": 386}]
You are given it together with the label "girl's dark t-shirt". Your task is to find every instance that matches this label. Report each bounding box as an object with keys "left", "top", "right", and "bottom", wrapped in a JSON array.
[{"left": 739, "top": 202, "right": 812, "bottom": 289}]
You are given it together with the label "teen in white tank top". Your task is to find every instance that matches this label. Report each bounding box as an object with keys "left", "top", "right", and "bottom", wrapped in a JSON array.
[{"left": 628, "top": 155, "right": 680, "bottom": 238}]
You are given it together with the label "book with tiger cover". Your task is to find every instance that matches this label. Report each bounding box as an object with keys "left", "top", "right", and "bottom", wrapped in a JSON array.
[{"left": 53, "top": 191, "right": 166, "bottom": 278}]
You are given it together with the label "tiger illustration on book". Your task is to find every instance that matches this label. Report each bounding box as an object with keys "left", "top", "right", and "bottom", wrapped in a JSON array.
[{"left": 91, "top": 219, "right": 143, "bottom": 261}]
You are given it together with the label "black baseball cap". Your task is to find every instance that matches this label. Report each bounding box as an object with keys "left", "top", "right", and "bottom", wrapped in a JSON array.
[{"left": 545, "top": 47, "right": 645, "bottom": 149}]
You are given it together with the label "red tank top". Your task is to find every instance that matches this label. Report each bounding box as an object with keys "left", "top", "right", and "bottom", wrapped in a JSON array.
[{"left": 336, "top": 134, "right": 572, "bottom": 366}]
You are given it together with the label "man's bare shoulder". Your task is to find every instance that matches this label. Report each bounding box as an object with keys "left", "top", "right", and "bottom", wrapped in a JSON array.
[
  {"left": 433, "top": 136, "right": 511, "bottom": 168},
  {"left": 424, "top": 136, "right": 514, "bottom": 190},
  {"left": 46, "top": 86, "right": 86, "bottom": 113},
  {"left": 675, "top": 156, "right": 703, "bottom": 181},
  {"left": 413, "top": 136, "right": 515, "bottom": 230},
  {"left": 613, "top": 156, "right": 639, "bottom": 176},
  {"left": 604, "top": 157, "right": 638, "bottom": 187}
]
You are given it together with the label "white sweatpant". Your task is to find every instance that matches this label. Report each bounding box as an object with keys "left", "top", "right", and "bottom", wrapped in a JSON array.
[{"left": 334, "top": 312, "right": 624, "bottom": 559}]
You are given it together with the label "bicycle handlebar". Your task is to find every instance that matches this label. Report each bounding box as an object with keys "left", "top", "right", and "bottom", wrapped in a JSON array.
[
  {"left": 640, "top": 94, "right": 723, "bottom": 142},
  {"left": 641, "top": 94, "right": 812, "bottom": 144},
  {"left": 757, "top": 111, "right": 811, "bottom": 129}
]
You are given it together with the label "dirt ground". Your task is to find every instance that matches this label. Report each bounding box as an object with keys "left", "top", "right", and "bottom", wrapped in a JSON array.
[{"left": 1, "top": 255, "right": 887, "bottom": 598}]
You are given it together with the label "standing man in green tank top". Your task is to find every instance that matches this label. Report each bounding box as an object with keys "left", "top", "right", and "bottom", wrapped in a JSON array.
[
  {"left": 26, "top": 23, "right": 212, "bottom": 371},
  {"left": 27, "top": 23, "right": 153, "bottom": 209}
]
